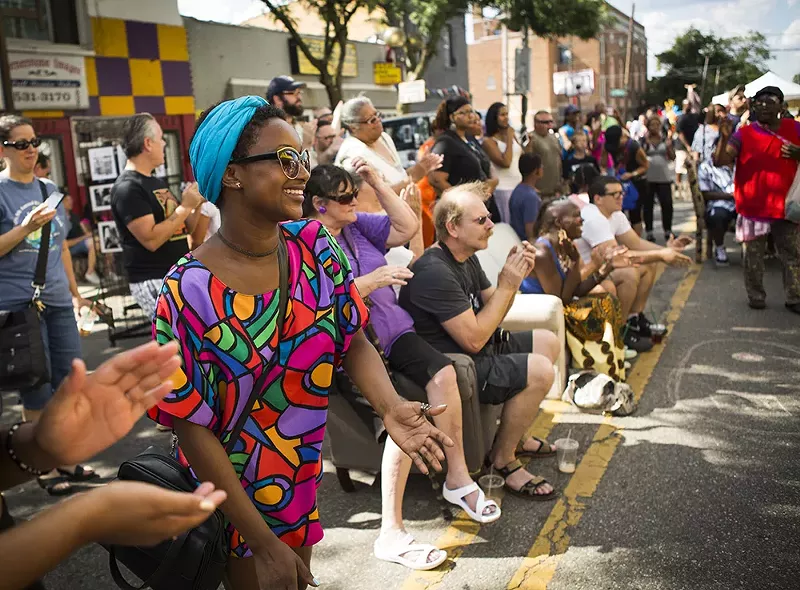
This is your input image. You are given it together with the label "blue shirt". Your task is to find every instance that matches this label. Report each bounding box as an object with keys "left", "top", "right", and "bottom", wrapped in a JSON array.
[
  {"left": 0, "top": 177, "right": 71, "bottom": 309},
  {"left": 508, "top": 183, "right": 542, "bottom": 242}
]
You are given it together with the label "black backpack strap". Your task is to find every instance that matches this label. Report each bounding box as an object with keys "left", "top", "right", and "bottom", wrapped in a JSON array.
[
  {"left": 31, "top": 181, "right": 52, "bottom": 301},
  {"left": 223, "top": 233, "right": 288, "bottom": 453}
]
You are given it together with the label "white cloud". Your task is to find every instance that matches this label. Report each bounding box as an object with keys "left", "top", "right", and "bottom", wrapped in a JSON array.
[
  {"left": 781, "top": 19, "right": 800, "bottom": 47},
  {"left": 177, "top": 0, "right": 266, "bottom": 24}
]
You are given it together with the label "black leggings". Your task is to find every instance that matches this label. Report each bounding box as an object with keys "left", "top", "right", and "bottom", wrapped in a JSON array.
[{"left": 643, "top": 182, "right": 673, "bottom": 234}]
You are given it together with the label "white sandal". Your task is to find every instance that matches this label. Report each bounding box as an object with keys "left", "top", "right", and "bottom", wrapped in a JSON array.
[
  {"left": 442, "top": 481, "right": 502, "bottom": 524},
  {"left": 373, "top": 532, "right": 447, "bottom": 571}
]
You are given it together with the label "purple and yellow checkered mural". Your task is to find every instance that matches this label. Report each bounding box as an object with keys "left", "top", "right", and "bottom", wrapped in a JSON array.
[{"left": 23, "top": 17, "right": 195, "bottom": 119}]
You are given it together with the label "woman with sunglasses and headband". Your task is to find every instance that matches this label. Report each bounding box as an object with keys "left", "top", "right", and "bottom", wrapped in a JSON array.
[
  {"left": 0, "top": 114, "right": 96, "bottom": 496},
  {"left": 304, "top": 161, "right": 500, "bottom": 571},
  {"left": 335, "top": 96, "right": 443, "bottom": 195},
  {"left": 148, "top": 96, "right": 453, "bottom": 590}
]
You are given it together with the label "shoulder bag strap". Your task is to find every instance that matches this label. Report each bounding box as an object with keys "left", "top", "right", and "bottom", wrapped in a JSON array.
[
  {"left": 32, "top": 180, "right": 52, "bottom": 299},
  {"left": 223, "top": 233, "right": 288, "bottom": 453}
]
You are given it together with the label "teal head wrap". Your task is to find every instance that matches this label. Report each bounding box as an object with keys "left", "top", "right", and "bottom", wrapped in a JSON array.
[{"left": 189, "top": 95, "right": 268, "bottom": 205}]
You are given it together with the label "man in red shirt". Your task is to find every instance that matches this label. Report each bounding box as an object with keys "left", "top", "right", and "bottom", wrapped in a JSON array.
[{"left": 715, "top": 86, "right": 800, "bottom": 314}]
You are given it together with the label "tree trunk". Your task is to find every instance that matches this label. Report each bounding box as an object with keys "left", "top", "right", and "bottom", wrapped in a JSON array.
[{"left": 319, "top": 71, "right": 343, "bottom": 109}]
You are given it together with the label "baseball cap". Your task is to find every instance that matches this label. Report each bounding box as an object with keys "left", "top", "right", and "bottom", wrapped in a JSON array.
[
  {"left": 565, "top": 104, "right": 581, "bottom": 115},
  {"left": 728, "top": 84, "right": 746, "bottom": 100},
  {"left": 266, "top": 76, "right": 307, "bottom": 101},
  {"left": 752, "top": 85, "right": 784, "bottom": 103}
]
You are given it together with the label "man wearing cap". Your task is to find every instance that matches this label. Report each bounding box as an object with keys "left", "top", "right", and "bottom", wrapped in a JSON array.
[
  {"left": 714, "top": 85, "right": 800, "bottom": 314},
  {"left": 526, "top": 110, "right": 564, "bottom": 203},
  {"left": 728, "top": 85, "right": 748, "bottom": 129},
  {"left": 266, "top": 75, "right": 309, "bottom": 147}
]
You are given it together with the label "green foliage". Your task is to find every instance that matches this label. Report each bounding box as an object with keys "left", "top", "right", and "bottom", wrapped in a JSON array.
[
  {"left": 646, "top": 27, "right": 771, "bottom": 106},
  {"left": 794, "top": 73, "right": 800, "bottom": 85},
  {"left": 494, "top": 0, "right": 607, "bottom": 38}
]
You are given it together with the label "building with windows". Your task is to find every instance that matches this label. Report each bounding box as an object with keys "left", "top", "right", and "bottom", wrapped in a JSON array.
[
  {"left": 0, "top": 0, "right": 196, "bottom": 211},
  {"left": 468, "top": 4, "right": 647, "bottom": 127}
]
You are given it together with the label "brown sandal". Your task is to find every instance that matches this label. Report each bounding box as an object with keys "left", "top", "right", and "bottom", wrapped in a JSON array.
[
  {"left": 515, "top": 436, "right": 556, "bottom": 459},
  {"left": 495, "top": 459, "right": 557, "bottom": 502}
]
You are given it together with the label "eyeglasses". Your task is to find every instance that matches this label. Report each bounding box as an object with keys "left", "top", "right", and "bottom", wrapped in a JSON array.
[
  {"left": 535, "top": 119, "right": 554, "bottom": 125},
  {"left": 328, "top": 189, "right": 359, "bottom": 205},
  {"left": 355, "top": 112, "right": 383, "bottom": 125},
  {"left": 3, "top": 137, "right": 42, "bottom": 150},
  {"left": 603, "top": 190, "right": 624, "bottom": 198},
  {"left": 282, "top": 89, "right": 303, "bottom": 98},
  {"left": 454, "top": 108, "right": 477, "bottom": 118},
  {"left": 230, "top": 146, "right": 311, "bottom": 179},
  {"left": 474, "top": 213, "right": 492, "bottom": 225},
  {"left": 754, "top": 96, "right": 780, "bottom": 106}
]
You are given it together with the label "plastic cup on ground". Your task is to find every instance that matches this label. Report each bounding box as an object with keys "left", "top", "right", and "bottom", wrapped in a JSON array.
[
  {"left": 478, "top": 473, "right": 505, "bottom": 503},
  {"left": 555, "top": 438, "right": 579, "bottom": 474}
]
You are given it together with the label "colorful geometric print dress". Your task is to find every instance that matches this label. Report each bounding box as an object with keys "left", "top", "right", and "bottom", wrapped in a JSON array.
[{"left": 147, "top": 219, "right": 369, "bottom": 555}]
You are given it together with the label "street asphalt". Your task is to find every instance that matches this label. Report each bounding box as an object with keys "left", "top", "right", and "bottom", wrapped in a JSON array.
[{"left": 3, "top": 201, "right": 799, "bottom": 589}]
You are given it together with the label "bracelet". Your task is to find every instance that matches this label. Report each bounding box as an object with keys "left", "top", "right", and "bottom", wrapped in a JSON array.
[{"left": 5, "top": 421, "right": 48, "bottom": 476}]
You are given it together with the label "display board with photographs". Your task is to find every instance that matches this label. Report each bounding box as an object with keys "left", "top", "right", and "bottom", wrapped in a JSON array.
[
  {"left": 88, "top": 182, "right": 114, "bottom": 212},
  {"left": 87, "top": 146, "right": 118, "bottom": 182}
]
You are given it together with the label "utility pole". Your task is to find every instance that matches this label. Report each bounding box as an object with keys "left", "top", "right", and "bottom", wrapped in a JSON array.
[
  {"left": 0, "top": 0, "right": 46, "bottom": 112},
  {"left": 623, "top": 2, "right": 635, "bottom": 122},
  {"left": 699, "top": 55, "right": 710, "bottom": 106},
  {"left": 517, "top": 26, "right": 530, "bottom": 138}
]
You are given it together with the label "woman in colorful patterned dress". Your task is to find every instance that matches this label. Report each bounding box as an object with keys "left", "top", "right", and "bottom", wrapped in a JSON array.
[{"left": 148, "top": 96, "right": 454, "bottom": 590}]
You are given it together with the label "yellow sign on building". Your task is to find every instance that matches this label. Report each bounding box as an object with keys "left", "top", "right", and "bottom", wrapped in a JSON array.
[
  {"left": 373, "top": 62, "right": 402, "bottom": 86},
  {"left": 291, "top": 38, "right": 358, "bottom": 78}
]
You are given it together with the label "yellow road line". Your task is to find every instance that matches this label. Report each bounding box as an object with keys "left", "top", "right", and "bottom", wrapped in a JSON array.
[{"left": 505, "top": 265, "right": 702, "bottom": 589}]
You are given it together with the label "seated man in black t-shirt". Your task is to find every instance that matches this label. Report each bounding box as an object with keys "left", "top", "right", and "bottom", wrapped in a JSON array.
[
  {"left": 111, "top": 113, "right": 204, "bottom": 315},
  {"left": 399, "top": 182, "right": 561, "bottom": 501}
]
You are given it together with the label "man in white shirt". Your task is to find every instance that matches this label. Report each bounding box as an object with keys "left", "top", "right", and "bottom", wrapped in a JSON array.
[{"left": 576, "top": 176, "right": 691, "bottom": 350}]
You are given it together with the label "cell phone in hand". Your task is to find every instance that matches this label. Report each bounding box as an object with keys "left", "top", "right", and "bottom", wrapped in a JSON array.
[{"left": 43, "top": 191, "right": 65, "bottom": 212}]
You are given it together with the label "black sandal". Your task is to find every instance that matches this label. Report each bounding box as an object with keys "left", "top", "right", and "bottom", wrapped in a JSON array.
[
  {"left": 515, "top": 436, "right": 556, "bottom": 459},
  {"left": 36, "top": 474, "right": 75, "bottom": 496},
  {"left": 494, "top": 459, "right": 558, "bottom": 502},
  {"left": 56, "top": 465, "right": 98, "bottom": 482}
]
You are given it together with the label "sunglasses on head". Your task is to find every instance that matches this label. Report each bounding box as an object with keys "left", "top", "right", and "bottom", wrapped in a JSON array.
[
  {"left": 230, "top": 146, "right": 310, "bottom": 179},
  {"left": 474, "top": 213, "right": 492, "bottom": 225},
  {"left": 3, "top": 137, "right": 42, "bottom": 150},
  {"left": 328, "top": 189, "right": 359, "bottom": 205}
]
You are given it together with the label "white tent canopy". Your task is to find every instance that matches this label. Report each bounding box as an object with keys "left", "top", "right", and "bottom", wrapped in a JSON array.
[{"left": 712, "top": 71, "right": 800, "bottom": 106}]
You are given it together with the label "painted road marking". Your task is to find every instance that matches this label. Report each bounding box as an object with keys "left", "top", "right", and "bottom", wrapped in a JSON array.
[{"left": 505, "top": 265, "right": 702, "bottom": 589}]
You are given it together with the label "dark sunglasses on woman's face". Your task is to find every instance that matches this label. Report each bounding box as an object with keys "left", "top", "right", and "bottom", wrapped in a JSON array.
[
  {"left": 328, "top": 189, "right": 359, "bottom": 205},
  {"left": 3, "top": 137, "right": 42, "bottom": 150},
  {"left": 230, "top": 146, "right": 311, "bottom": 179}
]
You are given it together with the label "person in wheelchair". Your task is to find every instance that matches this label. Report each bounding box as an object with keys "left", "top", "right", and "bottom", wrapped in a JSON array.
[{"left": 304, "top": 162, "right": 499, "bottom": 572}]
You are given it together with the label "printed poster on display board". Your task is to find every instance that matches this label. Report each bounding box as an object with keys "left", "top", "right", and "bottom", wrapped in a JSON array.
[{"left": 88, "top": 146, "right": 118, "bottom": 182}]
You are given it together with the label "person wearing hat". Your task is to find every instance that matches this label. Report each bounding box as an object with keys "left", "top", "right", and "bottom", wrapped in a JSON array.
[
  {"left": 266, "top": 75, "right": 308, "bottom": 147},
  {"left": 558, "top": 104, "right": 583, "bottom": 156},
  {"left": 715, "top": 85, "right": 800, "bottom": 314},
  {"left": 728, "top": 84, "right": 748, "bottom": 129}
]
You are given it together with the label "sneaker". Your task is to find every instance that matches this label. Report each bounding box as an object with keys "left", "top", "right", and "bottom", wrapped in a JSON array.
[
  {"left": 635, "top": 313, "right": 667, "bottom": 339},
  {"left": 714, "top": 246, "right": 729, "bottom": 267},
  {"left": 624, "top": 330, "right": 653, "bottom": 353},
  {"left": 646, "top": 232, "right": 655, "bottom": 243},
  {"left": 748, "top": 300, "right": 766, "bottom": 310},
  {"left": 83, "top": 271, "right": 100, "bottom": 285},
  {"left": 624, "top": 347, "right": 638, "bottom": 360}
]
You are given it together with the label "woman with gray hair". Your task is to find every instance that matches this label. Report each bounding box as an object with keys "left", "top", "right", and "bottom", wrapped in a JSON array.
[{"left": 335, "top": 96, "right": 443, "bottom": 194}]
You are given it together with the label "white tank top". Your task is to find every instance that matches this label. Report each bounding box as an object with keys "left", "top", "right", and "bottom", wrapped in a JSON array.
[{"left": 489, "top": 137, "right": 523, "bottom": 191}]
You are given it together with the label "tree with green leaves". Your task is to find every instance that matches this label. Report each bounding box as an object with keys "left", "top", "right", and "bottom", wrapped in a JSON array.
[
  {"left": 257, "top": 0, "right": 376, "bottom": 106},
  {"left": 794, "top": 73, "right": 800, "bottom": 85},
  {"left": 493, "top": 0, "right": 607, "bottom": 39},
  {"left": 646, "top": 28, "right": 771, "bottom": 106}
]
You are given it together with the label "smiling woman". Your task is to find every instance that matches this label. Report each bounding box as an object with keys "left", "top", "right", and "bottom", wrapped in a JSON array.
[{"left": 147, "top": 96, "right": 454, "bottom": 590}]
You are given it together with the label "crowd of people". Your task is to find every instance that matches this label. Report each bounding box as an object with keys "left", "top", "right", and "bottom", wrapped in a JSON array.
[{"left": 0, "top": 71, "right": 798, "bottom": 590}]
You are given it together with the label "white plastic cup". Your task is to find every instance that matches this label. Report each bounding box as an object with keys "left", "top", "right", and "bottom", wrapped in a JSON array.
[
  {"left": 77, "top": 306, "right": 98, "bottom": 336},
  {"left": 555, "top": 438, "right": 579, "bottom": 474},
  {"left": 478, "top": 473, "right": 505, "bottom": 502}
]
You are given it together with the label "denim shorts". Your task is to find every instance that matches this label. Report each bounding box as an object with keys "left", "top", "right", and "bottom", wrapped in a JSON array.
[
  {"left": 69, "top": 238, "right": 89, "bottom": 257},
  {"left": 17, "top": 305, "right": 82, "bottom": 410}
]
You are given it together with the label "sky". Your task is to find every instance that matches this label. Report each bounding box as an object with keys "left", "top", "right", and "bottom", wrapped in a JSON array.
[{"left": 177, "top": 0, "right": 800, "bottom": 82}]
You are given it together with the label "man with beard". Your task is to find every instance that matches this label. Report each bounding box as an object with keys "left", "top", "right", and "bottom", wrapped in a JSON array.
[{"left": 266, "top": 75, "right": 308, "bottom": 147}]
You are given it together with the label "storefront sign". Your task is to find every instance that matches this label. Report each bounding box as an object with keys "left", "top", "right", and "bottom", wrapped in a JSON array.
[
  {"left": 373, "top": 63, "right": 402, "bottom": 86},
  {"left": 0, "top": 53, "right": 89, "bottom": 110},
  {"left": 289, "top": 38, "right": 358, "bottom": 78}
]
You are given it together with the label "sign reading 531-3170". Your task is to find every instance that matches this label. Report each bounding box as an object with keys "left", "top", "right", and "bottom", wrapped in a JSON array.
[{"left": 0, "top": 53, "right": 89, "bottom": 111}]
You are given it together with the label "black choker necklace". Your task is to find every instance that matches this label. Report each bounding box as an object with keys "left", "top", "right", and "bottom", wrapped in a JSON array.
[{"left": 217, "top": 231, "right": 279, "bottom": 258}]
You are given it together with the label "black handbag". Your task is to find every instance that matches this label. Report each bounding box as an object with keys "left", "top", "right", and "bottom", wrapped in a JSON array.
[
  {"left": 0, "top": 180, "right": 53, "bottom": 394},
  {"left": 107, "top": 236, "right": 289, "bottom": 590}
]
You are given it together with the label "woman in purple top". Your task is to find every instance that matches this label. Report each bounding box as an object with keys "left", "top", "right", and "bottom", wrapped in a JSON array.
[{"left": 304, "top": 160, "right": 500, "bottom": 570}]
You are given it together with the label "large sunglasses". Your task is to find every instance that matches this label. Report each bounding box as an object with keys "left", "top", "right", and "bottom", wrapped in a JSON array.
[
  {"left": 3, "top": 137, "right": 42, "bottom": 150},
  {"left": 356, "top": 112, "right": 383, "bottom": 125},
  {"left": 230, "top": 146, "right": 310, "bottom": 179},
  {"left": 474, "top": 213, "right": 492, "bottom": 225},
  {"left": 328, "top": 189, "right": 359, "bottom": 205}
]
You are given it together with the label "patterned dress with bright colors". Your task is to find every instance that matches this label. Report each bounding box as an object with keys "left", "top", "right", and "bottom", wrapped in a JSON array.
[{"left": 148, "top": 219, "right": 369, "bottom": 555}]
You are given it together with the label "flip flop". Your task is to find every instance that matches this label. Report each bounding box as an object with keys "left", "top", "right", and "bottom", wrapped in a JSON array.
[
  {"left": 36, "top": 475, "right": 75, "bottom": 497},
  {"left": 442, "top": 481, "right": 501, "bottom": 524},
  {"left": 515, "top": 436, "right": 556, "bottom": 459},
  {"left": 56, "top": 465, "right": 98, "bottom": 482},
  {"left": 373, "top": 532, "right": 447, "bottom": 571}
]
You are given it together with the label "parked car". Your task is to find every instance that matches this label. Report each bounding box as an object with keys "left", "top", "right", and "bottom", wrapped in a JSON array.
[{"left": 381, "top": 112, "right": 435, "bottom": 169}]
